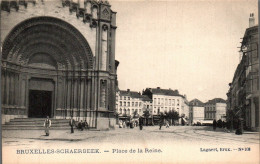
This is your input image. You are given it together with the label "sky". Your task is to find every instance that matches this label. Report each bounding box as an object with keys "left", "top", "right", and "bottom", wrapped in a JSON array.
[{"left": 109, "top": 0, "right": 258, "bottom": 102}]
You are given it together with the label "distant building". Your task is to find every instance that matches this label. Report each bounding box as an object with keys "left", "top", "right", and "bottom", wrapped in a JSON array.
[
  {"left": 182, "top": 97, "right": 190, "bottom": 120},
  {"left": 141, "top": 95, "right": 153, "bottom": 114},
  {"left": 204, "top": 98, "right": 227, "bottom": 121},
  {"left": 226, "top": 13, "right": 259, "bottom": 131},
  {"left": 189, "top": 99, "right": 205, "bottom": 125},
  {"left": 142, "top": 87, "right": 187, "bottom": 117},
  {"left": 115, "top": 89, "right": 151, "bottom": 118}
]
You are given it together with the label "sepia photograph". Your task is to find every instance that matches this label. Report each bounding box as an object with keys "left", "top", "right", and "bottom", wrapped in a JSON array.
[{"left": 0, "top": 0, "right": 259, "bottom": 163}]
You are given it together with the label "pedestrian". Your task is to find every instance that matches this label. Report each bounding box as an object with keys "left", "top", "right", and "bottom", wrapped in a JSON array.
[
  {"left": 139, "top": 116, "right": 143, "bottom": 130},
  {"left": 159, "top": 113, "right": 164, "bottom": 130},
  {"left": 79, "top": 120, "right": 84, "bottom": 131},
  {"left": 122, "top": 121, "right": 126, "bottom": 128},
  {"left": 43, "top": 116, "right": 51, "bottom": 136},
  {"left": 69, "top": 117, "right": 75, "bottom": 133},
  {"left": 213, "top": 119, "right": 217, "bottom": 131},
  {"left": 83, "top": 120, "right": 89, "bottom": 130},
  {"left": 166, "top": 120, "right": 169, "bottom": 128},
  {"left": 78, "top": 120, "right": 83, "bottom": 130}
]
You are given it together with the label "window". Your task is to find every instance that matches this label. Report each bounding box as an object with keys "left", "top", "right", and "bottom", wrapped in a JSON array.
[
  {"left": 165, "top": 107, "right": 167, "bottom": 111},
  {"left": 139, "top": 102, "right": 142, "bottom": 107},
  {"left": 147, "top": 105, "right": 149, "bottom": 109},
  {"left": 120, "top": 96, "right": 122, "bottom": 100},
  {"left": 124, "top": 102, "right": 126, "bottom": 106},
  {"left": 173, "top": 99, "right": 175, "bottom": 106},
  {"left": 135, "top": 102, "right": 138, "bottom": 106},
  {"left": 120, "top": 101, "right": 122, "bottom": 106},
  {"left": 116, "top": 96, "right": 118, "bottom": 101},
  {"left": 128, "top": 97, "right": 130, "bottom": 100},
  {"left": 128, "top": 102, "right": 130, "bottom": 107},
  {"left": 120, "top": 109, "right": 122, "bottom": 114},
  {"left": 177, "top": 99, "right": 179, "bottom": 106},
  {"left": 154, "top": 98, "right": 157, "bottom": 105},
  {"left": 132, "top": 102, "right": 134, "bottom": 106},
  {"left": 139, "top": 109, "right": 141, "bottom": 113},
  {"left": 127, "top": 109, "right": 130, "bottom": 115},
  {"left": 165, "top": 98, "right": 168, "bottom": 105},
  {"left": 132, "top": 109, "right": 134, "bottom": 114},
  {"left": 158, "top": 98, "right": 160, "bottom": 105},
  {"left": 161, "top": 98, "right": 164, "bottom": 105},
  {"left": 124, "top": 109, "right": 126, "bottom": 114},
  {"left": 124, "top": 96, "right": 126, "bottom": 100},
  {"left": 169, "top": 99, "right": 171, "bottom": 106}
]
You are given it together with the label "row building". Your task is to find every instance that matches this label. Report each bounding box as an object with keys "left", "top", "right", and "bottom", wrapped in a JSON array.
[
  {"left": 226, "top": 14, "right": 259, "bottom": 131},
  {"left": 189, "top": 98, "right": 227, "bottom": 125},
  {"left": 142, "top": 87, "right": 189, "bottom": 123}
]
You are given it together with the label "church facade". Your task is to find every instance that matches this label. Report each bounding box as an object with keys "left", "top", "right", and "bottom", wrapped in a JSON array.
[{"left": 1, "top": 0, "right": 118, "bottom": 130}]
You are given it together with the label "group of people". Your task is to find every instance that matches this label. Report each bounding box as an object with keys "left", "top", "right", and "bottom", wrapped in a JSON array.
[
  {"left": 69, "top": 118, "right": 89, "bottom": 133},
  {"left": 118, "top": 116, "right": 145, "bottom": 130},
  {"left": 43, "top": 116, "right": 89, "bottom": 136}
]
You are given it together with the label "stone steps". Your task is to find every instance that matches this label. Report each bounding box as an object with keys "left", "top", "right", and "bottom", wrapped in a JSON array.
[{"left": 3, "top": 118, "right": 73, "bottom": 130}]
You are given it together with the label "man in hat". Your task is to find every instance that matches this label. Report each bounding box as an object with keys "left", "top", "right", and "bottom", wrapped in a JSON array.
[
  {"left": 69, "top": 117, "right": 75, "bottom": 133},
  {"left": 43, "top": 116, "right": 51, "bottom": 136},
  {"left": 139, "top": 116, "right": 144, "bottom": 130}
]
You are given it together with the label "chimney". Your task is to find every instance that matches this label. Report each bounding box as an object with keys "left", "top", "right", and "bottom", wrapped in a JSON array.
[
  {"left": 127, "top": 89, "right": 130, "bottom": 92},
  {"left": 157, "top": 87, "right": 160, "bottom": 89},
  {"left": 249, "top": 13, "right": 255, "bottom": 27}
]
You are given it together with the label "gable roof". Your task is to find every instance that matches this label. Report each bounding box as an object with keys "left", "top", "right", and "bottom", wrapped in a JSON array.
[{"left": 189, "top": 99, "right": 204, "bottom": 107}]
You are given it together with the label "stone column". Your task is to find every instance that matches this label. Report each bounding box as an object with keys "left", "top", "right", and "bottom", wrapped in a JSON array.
[
  {"left": 1, "top": 69, "right": 6, "bottom": 104},
  {"left": 5, "top": 71, "right": 10, "bottom": 105}
]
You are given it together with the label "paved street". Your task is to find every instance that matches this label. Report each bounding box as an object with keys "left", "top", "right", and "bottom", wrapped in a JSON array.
[
  {"left": 2, "top": 126, "right": 259, "bottom": 164},
  {"left": 2, "top": 126, "right": 259, "bottom": 146}
]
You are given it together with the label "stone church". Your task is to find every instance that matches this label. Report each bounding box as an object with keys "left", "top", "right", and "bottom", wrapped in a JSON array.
[{"left": 1, "top": 0, "right": 119, "bottom": 130}]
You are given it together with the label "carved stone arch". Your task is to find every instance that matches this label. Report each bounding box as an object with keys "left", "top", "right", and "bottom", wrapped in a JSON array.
[{"left": 2, "top": 16, "right": 94, "bottom": 70}]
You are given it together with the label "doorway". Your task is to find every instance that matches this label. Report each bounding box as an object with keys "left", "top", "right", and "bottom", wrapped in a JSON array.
[{"left": 29, "top": 90, "right": 52, "bottom": 118}]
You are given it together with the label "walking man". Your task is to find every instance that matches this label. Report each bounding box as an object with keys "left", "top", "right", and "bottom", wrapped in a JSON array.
[
  {"left": 213, "top": 119, "right": 217, "bottom": 131},
  {"left": 139, "top": 116, "right": 143, "bottom": 130},
  {"left": 159, "top": 113, "right": 164, "bottom": 130},
  {"left": 43, "top": 116, "right": 51, "bottom": 136},
  {"left": 69, "top": 117, "right": 75, "bottom": 133}
]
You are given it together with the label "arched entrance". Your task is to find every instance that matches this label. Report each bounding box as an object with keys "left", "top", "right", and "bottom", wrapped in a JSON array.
[{"left": 1, "top": 16, "right": 95, "bottom": 122}]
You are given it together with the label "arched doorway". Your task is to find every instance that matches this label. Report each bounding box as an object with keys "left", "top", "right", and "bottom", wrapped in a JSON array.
[{"left": 1, "top": 16, "right": 94, "bottom": 120}]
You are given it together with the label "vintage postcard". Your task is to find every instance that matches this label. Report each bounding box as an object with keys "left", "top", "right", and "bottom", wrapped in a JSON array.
[{"left": 0, "top": 0, "right": 259, "bottom": 163}]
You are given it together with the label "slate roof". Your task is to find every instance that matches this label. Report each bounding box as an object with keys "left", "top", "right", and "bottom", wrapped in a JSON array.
[
  {"left": 149, "top": 88, "right": 184, "bottom": 97},
  {"left": 140, "top": 95, "right": 152, "bottom": 102},
  {"left": 189, "top": 99, "right": 204, "bottom": 107},
  {"left": 205, "top": 98, "right": 226, "bottom": 105},
  {"left": 119, "top": 90, "right": 141, "bottom": 98}
]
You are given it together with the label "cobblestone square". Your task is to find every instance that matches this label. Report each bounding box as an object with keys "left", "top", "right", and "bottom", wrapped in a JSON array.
[{"left": 2, "top": 126, "right": 259, "bottom": 163}]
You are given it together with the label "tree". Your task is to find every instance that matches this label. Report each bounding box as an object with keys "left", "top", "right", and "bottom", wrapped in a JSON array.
[
  {"left": 169, "top": 110, "right": 179, "bottom": 125},
  {"left": 143, "top": 109, "right": 150, "bottom": 126}
]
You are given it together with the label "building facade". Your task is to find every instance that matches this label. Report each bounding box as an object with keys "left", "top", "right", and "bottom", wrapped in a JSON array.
[
  {"left": 115, "top": 89, "right": 151, "bottom": 117},
  {"left": 189, "top": 99, "right": 204, "bottom": 125},
  {"left": 227, "top": 14, "right": 259, "bottom": 131},
  {"left": 142, "top": 87, "right": 187, "bottom": 116},
  {"left": 1, "top": 0, "right": 118, "bottom": 130},
  {"left": 204, "top": 98, "right": 227, "bottom": 121}
]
